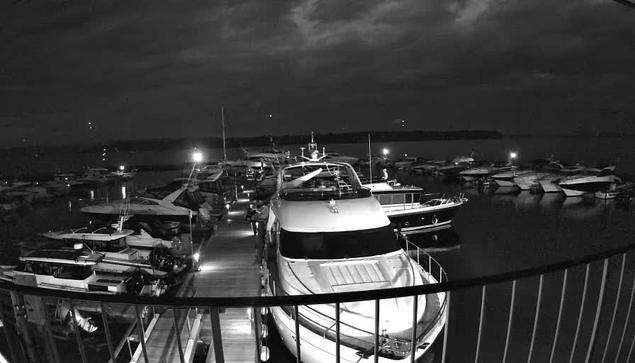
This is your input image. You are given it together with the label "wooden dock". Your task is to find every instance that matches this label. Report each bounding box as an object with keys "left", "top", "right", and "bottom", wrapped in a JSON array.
[{"left": 136, "top": 190, "right": 263, "bottom": 363}]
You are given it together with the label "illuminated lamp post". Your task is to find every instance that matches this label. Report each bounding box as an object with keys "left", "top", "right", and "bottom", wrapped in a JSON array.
[{"left": 509, "top": 151, "right": 518, "bottom": 164}]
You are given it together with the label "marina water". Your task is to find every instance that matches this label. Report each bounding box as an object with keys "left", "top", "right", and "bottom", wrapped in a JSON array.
[{"left": 2, "top": 137, "right": 635, "bottom": 362}]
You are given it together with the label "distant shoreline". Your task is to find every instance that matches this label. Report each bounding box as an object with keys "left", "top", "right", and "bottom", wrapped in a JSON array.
[
  {"left": 4, "top": 131, "right": 635, "bottom": 154},
  {"left": 1, "top": 130, "right": 504, "bottom": 153}
]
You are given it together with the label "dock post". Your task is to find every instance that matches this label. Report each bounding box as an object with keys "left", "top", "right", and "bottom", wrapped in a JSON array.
[{"left": 209, "top": 306, "right": 225, "bottom": 363}]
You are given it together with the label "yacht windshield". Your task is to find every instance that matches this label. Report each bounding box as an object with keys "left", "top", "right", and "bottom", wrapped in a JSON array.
[{"left": 279, "top": 226, "right": 400, "bottom": 259}]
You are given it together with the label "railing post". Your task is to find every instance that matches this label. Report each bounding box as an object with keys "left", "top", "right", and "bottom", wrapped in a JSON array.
[
  {"left": 0, "top": 293, "right": 20, "bottom": 363},
  {"left": 68, "top": 299, "right": 88, "bottom": 363},
  {"left": 172, "top": 307, "right": 186, "bottom": 363},
  {"left": 374, "top": 299, "right": 380, "bottom": 363},
  {"left": 294, "top": 305, "right": 301, "bottom": 363},
  {"left": 502, "top": 280, "right": 517, "bottom": 363},
  {"left": 441, "top": 291, "right": 451, "bottom": 363},
  {"left": 601, "top": 254, "right": 626, "bottom": 363},
  {"left": 99, "top": 302, "right": 116, "bottom": 363},
  {"left": 585, "top": 258, "right": 609, "bottom": 363},
  {"left": 549, "top": 269, "right": 568, "bottom": 363},
  {"left": 527, "top": 274, "right": 544, "bottom": 363},
  {"left": 569, "top": 264, "right": 591, "bottom": 363},
  {"left": 254, "top": 306, "right": 262, "bottom": 363},
  {"left": 210, "top": 306, "right": 225, "bottom": 363},
  {"left": 134, "top": 305, "right": 150, "bottom": 363},
  {"left": 335, "top": 301, "right": 340, "bottom": 363},
  {"left": 614, "top": 268, "right": 635, "bottom": 362},
  {"left": 410, "top": 294, "right": 418, "bottom": 363},
  {"left": 474, "top": 285, "right": 486, "bottom": 363}
]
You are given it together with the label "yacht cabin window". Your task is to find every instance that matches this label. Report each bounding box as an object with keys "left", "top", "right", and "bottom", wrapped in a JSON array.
[{"left": 279, "top": 226, "right": 399, "bottom": 259}]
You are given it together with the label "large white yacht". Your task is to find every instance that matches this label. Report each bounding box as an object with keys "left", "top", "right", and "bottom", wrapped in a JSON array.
[{"left": 263, "top": 150, "right": 447, "bottom": 363}]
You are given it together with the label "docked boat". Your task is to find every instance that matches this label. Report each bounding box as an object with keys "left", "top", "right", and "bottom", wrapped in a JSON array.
[
  {"left": 363, "top": 180, "right": 467, "bottom": 233},
  {"left": 410, "top": 160, "right": 446, "bottom": 175},
  {"left": 263, "top": 151, "right": 447, "bottom": 363},
  {"left": 41, "top": 223, "right": 185, "bottom": 260},
  {"left": 490, "top": 168, "right": 533, "bottom": 187},
  {"left": 393, "top": 156, "right": 422, "bottom": 171},
  {"left": 77, "top": 167, "right": 115, "bottom": 186},
  {"left": 434, "top": 155, "right": 474, "bottom": 177},
  {"left": 80, "top": 186, "right": 212, "bottom": 225},
  {"left": 558, "top": 166, "right": 621, "bottom": 197},
  {"left": 595, "top": 181, "right": 635, "bottom": 200},
  {"left": 0, "top": 247, "right": 169, "bottom": 296}
]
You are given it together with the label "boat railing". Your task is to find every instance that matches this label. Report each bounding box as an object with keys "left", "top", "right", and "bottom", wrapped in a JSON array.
[
  {"left": 3, "top": 240, "right": 635, "bottom": 363},
  {"left": 400, "top": 233, "right": 448, "bottom": 284}
]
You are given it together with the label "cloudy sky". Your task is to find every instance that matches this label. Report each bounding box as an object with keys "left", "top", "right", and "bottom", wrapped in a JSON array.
[{"left": 0, "top": 0, "right": 634, "bottom": 147}]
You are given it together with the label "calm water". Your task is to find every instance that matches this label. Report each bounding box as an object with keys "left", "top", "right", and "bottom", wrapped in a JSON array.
[
  {"left": 2, "top": 139, "right": 635, "bottom": 362},
  {"left": 6, "top": 135, "right": 635, "bottom": 177}
]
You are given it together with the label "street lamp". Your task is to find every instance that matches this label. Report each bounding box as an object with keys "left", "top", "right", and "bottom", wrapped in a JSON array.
[
  {"left": 192, "top": 151, "right": 203, "bottom": 163},
  {"left": 119, "top": 165, "right": 125, "bottom": 172},
  {"left": 187, "top": 150, "right": 204, "bottom": 184},
  {"left": 382, "top": 148, "right": 389, "bottom": 157},
  {"left": 508, "top": 151, "right": 518, "bottom": 164}
]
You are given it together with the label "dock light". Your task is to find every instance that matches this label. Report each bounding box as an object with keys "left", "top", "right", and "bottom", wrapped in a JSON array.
[
  {"left": 509, "top": 152, "right": 517, "bottom": 159},
  {"left": 260, "top": 346, "right": 270, "bottom": 362},
  {"left": 119, "top": 165, "right": 125, "bottom": 171},
  {"left": 192, "top": 151, "right": 203, "bottom": 163},
  {"left": 193, "top": 252, "right": 200, "bottom": 263},
  {"left": 382, "top": 148, "right": 389, "bottom": 157}
]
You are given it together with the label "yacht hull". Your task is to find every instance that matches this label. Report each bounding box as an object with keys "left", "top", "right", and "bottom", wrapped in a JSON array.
[
  {"left": 492, "top": 179, "right": 517, "bottom": 187},
  {"left": 561, "top": 188, "right": 588, "bottom": 197},
  {"left": 386, "top": 202, "right": 463, "bottom": 233}
]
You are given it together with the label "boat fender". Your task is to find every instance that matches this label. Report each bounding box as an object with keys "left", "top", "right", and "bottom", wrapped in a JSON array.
[{"left": 432, "top": 216, "right": 438, "bottom": 225}]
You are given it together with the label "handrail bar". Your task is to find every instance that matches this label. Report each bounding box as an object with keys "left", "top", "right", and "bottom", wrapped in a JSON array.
[{"left": 2, "top": 240, "right": 634, "bottom": 307}]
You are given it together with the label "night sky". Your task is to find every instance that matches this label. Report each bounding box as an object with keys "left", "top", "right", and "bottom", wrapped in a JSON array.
[{"left": 1, "top": 0, "right": 634, "bottom": 148}]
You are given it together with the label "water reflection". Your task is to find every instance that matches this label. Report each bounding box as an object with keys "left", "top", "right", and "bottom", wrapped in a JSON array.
[
  {"left": 402, "top": 226, "right": 463, "bottom": 253},
  {"left": 539, "top": 192, "right": 563, "bottom": 208}
]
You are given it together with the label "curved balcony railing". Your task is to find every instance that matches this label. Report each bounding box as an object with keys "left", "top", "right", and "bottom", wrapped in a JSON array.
[{"left": 1, "top": 240, "right": 635, "bottom": 363}]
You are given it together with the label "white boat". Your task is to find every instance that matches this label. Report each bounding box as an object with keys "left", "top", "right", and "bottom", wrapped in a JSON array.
[
  {"left": 263, "top": 151, "right": 447, "bottom": 363},
  {"left": 77, "top": 167, "right": 114, "bottom": 186},
  {"left": 80, "top": 186, "right": 211, "bottom": 225},
  {"left": 434, "top": 155, "right": 474, "bottom": 176},
  {"left": 41, "top": 224, "right": 183, "bottom": 256},
  {"left": 363, "top": 180, "right": 467, "bottom": 233},
  {"left": 410, "top": 160, "right": 446, "bottom": 175},
  {"left": 490, "top": 168, "right": 533, "bottom": 187},
  {"left": 321, "top": 152, "right": 360, "bottom": 165},
  {"left": 393, "top": 156, "right": 422, "bottom": 171},
  {"left": 0, "top": 248, "right": 167, "bottom": 296},
  {"left": 538, "top": 174, "right": 563, "bottom": 193},
  {"left": 512, "top": 172, "right": 552, "bottom": 190},
  {"left": 458, "top": 162, "right": 512, "bottom": 183},
  {"left": 558, "top": 167, "right": 621, "bottom": 197}
]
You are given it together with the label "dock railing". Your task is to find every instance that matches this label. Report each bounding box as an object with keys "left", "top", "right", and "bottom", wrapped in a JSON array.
[{"left": 2, "top": 240, "right": 635, "bottom": 363}]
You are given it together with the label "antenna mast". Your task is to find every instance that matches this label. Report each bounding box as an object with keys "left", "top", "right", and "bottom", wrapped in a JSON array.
[
  {"left": 221, "top": 107, "right": 227, "bottom": 162},
  {"left": 368, "top": 133, "right": 373, "bottom": 184}
]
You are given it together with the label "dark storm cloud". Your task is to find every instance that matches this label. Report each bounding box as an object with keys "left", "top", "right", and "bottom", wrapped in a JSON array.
[{"left": 0, "top": 0, "right": 633, "bottom": 147}]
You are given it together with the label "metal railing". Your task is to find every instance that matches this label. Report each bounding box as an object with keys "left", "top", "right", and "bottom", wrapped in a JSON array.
[{"left": 2, "top": 240, "right": 635, "bottom": 363}]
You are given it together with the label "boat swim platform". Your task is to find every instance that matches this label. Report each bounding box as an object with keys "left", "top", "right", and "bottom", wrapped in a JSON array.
[{"left": 137, "top": 189, "right": 263, "bottom": 363}]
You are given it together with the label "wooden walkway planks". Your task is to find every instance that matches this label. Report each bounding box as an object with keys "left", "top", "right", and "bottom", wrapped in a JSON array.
[
  {"left": 196, "top": 197, "right": 261, "bottom": 363},
  {"left": 137, "top": 192, "right": 262, "bottom": 363}
]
